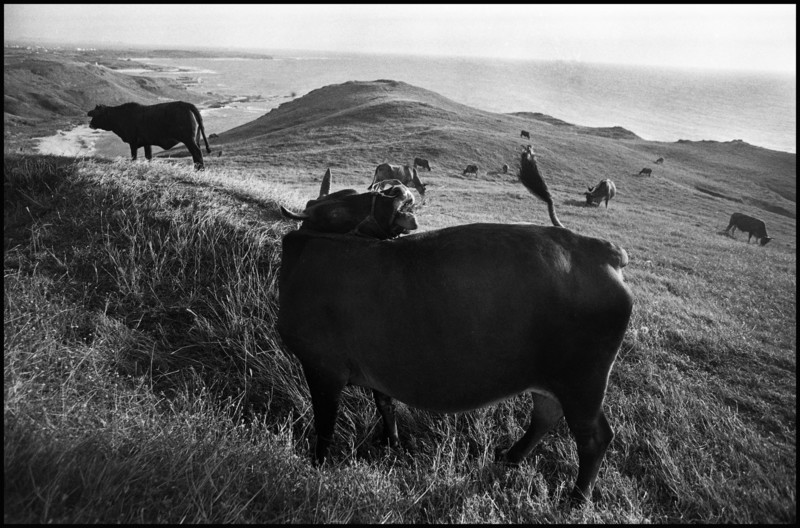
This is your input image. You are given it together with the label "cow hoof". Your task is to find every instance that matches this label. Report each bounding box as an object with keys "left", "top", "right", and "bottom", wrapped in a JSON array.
[
  {"left": 494, "top": 446, "right": 520, "bottom": 467},
  {"left": 560, "top": 487, "right": 601, "bottom": 508}
]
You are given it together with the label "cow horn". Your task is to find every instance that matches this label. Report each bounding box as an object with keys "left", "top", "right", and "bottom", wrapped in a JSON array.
[
  {"left": 281, "top": 205, "right": 309, "bottom": 220},
  {"left": 318, "top": 168, "right": 331, "bottom": 198}
]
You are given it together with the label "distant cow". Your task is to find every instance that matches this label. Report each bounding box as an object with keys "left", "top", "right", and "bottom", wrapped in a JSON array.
[
  {"left": 638, "top": 168, "right": 652, "bottom": 177},
  {"left": 463, "top": 164, "right": 478, "bottom": 176},
  {"left": 724, "top": 212, "right": 772, "bottom": 245},
  {"left": 370, "top": 163, "right": 427, "bottom": 200},
  {"left": 414, "top": 157, "right": 431, "bottom": 171},
  {"left": 88, "top": 101, "right": 211, "bottom": 169},
  {"left": 654, "top": 157, "right": 664, "bottom": 164},
  {"left": 520, "top": 130, "right": 531, "bottom": 139},
  {"left": 585, "top": 179, "right": 617, "bottom": 208},
  {"left": 502, "top": 164, "right": 509, "bottom": 174}
]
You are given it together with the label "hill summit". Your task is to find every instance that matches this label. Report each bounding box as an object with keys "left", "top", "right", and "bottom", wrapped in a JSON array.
[{"left": 213, "top": 79, "right": 647, "bottom": 176}]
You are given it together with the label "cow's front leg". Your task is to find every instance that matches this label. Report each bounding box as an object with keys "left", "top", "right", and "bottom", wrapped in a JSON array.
[
  {"left": 129, "top": 144, "right": 138, "bottom": 161},
  {"left": 144, "top": 145, "right": 153, "bottom": 161}
]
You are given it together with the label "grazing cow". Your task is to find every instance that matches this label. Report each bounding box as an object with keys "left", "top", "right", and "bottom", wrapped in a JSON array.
[
  {"left": 278, "top": 169, "right": 633, "bottom": 504},
  {"left": 370, "top": 163, "right": 427, "bottom": 201},
  {"left": 502, "top": 164, "right": 509, "bottom": 174},
  {"left": 585, "top": 179, "right": 617, "bottom": 208},
  {"left": 414, "top": 157, "right": 432, "bottom": 171},
  {"left": 463, "top": 164, "right": 479, "bottom": 176},
  {"left": 654, "top": 157, "right": 664, "bottom": 164},
  {"left": 518, "top": 145, "right": 563, "bottom": 227},
  {"left": 724, "top": 212, "right": 773, "bottom": 245},
  {"left": 638, "top": 168, "right": 652, "bottom": 177},
  {"left": 520, "top": 130, "right": 531, "bottom": 139},
  {"left": 88, "top": 101, "right": 211, "bottom": 169}
]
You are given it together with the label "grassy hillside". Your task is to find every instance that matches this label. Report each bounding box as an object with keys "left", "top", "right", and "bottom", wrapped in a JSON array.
[
  {"left": 4, "top": 50, "right": 211, "bottom": 151},
  {"left": 4, "top": 79, "right": 796, "bottom": 523},
  {"left": 4, "top": 56, "right": 208, "bottom": 120}
]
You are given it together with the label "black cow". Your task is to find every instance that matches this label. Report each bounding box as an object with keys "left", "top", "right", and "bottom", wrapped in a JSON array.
[
  {"left": 654, "top": 157, "right": 664, "bottom": 164},
  {"left": 414, "top": 157, "right": 432, "bottom": 171},
  {"left": 502, "top": 163, "right": 509, "bottom": 174},
  {"left": 638, "top": 168, "right": 652, "bottom": 177},
  {"left": 520, "top": 130, "right": 531, "bottom": 139},
  {"left": 463, "top": 164, "right": 478, "bottom": 176},
  {"left": 724, "top": 212, "right": 773, "bottom": 245},
  {"left": 88, "top": 101, "right": 211, "bottom": 169},
  {"left": 278, "top": 168, "right": 633, "bottom": 504}
]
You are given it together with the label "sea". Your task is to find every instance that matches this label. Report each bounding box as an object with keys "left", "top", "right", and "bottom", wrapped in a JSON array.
[{"left": 52, "top": 50, "right": 799, "bottom": 156}]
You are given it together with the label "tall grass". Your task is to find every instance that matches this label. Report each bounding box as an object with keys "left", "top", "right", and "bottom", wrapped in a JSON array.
[{"left": 4, "top": 155, "right": 795, "bottom": 523}]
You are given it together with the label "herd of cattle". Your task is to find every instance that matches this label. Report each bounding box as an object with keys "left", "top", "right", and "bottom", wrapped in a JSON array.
[
  {"left": 84, "top": 100, "right": 775, "bottom": 247},
  {"left": 84, "top": 98, "right": 775, "bottom": 504}
]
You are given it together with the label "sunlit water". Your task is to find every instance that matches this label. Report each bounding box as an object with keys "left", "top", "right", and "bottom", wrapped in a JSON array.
[{"left": 142, "top": 51, "right": 795, "bottom": 154}]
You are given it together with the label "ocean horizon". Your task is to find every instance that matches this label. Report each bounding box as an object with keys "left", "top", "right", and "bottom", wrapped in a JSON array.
[{"left": 128, "top": 50, "right": 795, "bottom": 155}]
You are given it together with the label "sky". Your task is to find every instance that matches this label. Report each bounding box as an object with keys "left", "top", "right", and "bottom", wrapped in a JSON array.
[{"left": 4, "top": 4, "right": 796, "bottom": 74}]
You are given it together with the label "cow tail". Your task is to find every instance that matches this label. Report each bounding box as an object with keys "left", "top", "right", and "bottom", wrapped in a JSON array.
[
  {"left": 189, "top": 104, "right": 212, "bottom": 153},
  {"left": 519, "top": 151, "right": 564, "bottom": 228}
]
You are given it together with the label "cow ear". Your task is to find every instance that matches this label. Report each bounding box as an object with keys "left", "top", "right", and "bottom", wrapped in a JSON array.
[
  {"left": 318, "top": 168, "right": 331, "bottom": 198},
  {"left": 281, "top": 206, "right": 309, "bottom": 220}
]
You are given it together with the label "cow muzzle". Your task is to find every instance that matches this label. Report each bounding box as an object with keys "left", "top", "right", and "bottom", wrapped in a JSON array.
[{"left": 383, "top": 184, "right": 418, "bottom": 235}]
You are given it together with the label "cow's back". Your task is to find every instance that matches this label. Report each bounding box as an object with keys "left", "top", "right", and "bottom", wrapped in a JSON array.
[
  {"left": 731, "top": 212, "right": 765, "bottom": 232},
  {"left": 278, "top": 224, "right": 632, "bottom": 411}
]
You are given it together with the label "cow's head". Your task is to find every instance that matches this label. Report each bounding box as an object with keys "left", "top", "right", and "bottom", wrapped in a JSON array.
[
  {"left": 760, "top": 237, "right": 773, "bottom": 246},
  {"left": 87, "top": 104, "right": 111, "bottom": 130},
  {"left": 584, "top": 184, "right": 596, "bottom": 204},
  {"left": 281, "top": 169, "right": 418, "bottom": 239}
]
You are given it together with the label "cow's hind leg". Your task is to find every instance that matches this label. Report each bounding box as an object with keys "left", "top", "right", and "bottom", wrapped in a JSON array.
[
  {"left": 373, "top": 390, "right": 400, "bottom": 448},
  {"left": 497, "top": 392, "right": 563, "bottom": 464},
  {"left": 563, "top": 403, "right": 614, "bottom": 503},
  {"left": 129, "top": 144, "right": 138, "bottom": 161},
  {"left": 301, "top": 363, "right": 347, "bottom": 464},
  {"left": 144, "top": 145, "right": 153, "bottom": 161},
  {"left": 184, "top": 141, "right": 205, "bottom": 170}
]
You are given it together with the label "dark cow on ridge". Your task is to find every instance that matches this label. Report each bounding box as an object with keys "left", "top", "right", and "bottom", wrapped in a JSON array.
[
  {"left": 88, "top": 101, "right": 211, "bottom": 170},
  {"left": 638, "top": 167, "right": 652, "bottom": 177},
  {"left": 654, "top": 157, "right": 664, "bottom": 164},
  {"left": 585, "top": 179, "right": 617, "bottom": 208},
  {"left": 502, "top": 163, "right": 509, "bottom": 174},
  {"left": 414, "top": 157, "right": 432, "bottom": 171},
  {"left": 724, "top": 212, "right": 773, "bottom": 245},
  {"left": 370, "top": 163, "right": 427, "bottom": 201},
  {"left": 278, "top": 166, "right": 633, "bottom": 504},
  {"left": 463, "top": 164, "right": 479, "bottom": 176},
  {"left": 520, "top": 130, "right": 531, "bottom": 139}
]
